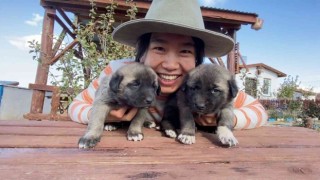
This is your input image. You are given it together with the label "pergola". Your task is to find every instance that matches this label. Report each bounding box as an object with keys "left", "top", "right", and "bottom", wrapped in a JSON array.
[{"left": 24, "top": 0, "right": 263, "bottom": 121}]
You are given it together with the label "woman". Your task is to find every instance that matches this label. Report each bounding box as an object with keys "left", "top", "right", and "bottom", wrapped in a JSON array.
[{"left": 68, "top": 0, "right": 268, "bottom": 130}]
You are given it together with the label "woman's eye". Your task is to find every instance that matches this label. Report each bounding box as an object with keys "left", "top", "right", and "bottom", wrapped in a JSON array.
[
  {"left": 181, "top": 50, "right": 192, "bottom": 54},
  {"left": 153, "top": 47, "right": 165, "bottom": 52}
]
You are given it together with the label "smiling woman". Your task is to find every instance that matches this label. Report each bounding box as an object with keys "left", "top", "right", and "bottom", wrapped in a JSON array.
[{"left": 68, "top": 0, "right": 268, "bottom": 147}]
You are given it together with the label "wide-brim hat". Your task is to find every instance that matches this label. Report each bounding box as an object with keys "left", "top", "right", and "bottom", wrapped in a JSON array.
[{"left": 112, "top": 0, "right": 235, "bottom": 57}]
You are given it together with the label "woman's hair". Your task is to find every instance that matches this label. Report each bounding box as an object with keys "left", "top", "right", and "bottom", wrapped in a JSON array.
[{"left": 135, "top": 33, "right": 205, "bottom": 66}]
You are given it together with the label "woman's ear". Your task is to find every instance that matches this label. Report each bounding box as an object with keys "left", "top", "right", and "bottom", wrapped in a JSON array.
[{"left": 140, "top": 54, "right": 146, "bottom": 63}]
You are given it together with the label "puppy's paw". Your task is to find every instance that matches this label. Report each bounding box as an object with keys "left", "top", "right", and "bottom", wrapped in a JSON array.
[
  {"left": 143, "top": 121, "right": 156, "bottom": 128},
  {"left": 177, "top": 134, "right": 195, "bottom": 145},
  {"left": 78, "top": 135, "right": 101, "bottom": 149},
  {"left": 104, "top": 124, "right": 118, "bottom": 131},
  {"left": 127, "top": 132, "right": 144, "bottom": 141},
  {"left": 164, "top": 129, "right": 177, "bottom": 138},
  {"left": 216, "top": 126, "right": 238, "bottom": 147}
]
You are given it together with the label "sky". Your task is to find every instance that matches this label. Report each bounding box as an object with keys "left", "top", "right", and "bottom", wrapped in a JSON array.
[{"left": 0, "top": 0, "right": 319, "bottom": 92}]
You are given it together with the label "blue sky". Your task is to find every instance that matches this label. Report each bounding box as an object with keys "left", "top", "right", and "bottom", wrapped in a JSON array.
[{"left": 0, "top": 0, "right": 319, "bottom": 92}]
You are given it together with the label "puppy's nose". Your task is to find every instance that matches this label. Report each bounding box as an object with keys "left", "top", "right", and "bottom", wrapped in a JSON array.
[
  {"left": 145, "top": 97, "right": 153, "bottom": 104},
  {"left": 195, "top": 103, "right": 205, "bottom": 111}
]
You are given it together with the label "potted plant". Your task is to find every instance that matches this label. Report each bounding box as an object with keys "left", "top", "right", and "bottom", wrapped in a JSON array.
[{"left": 300, "top": 101, "right": 320, "bottom": 129}]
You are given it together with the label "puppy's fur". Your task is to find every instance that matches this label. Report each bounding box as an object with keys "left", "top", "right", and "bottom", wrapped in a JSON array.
[
  {"left": 78, "top": 63, "right": 160, "bottom": 149},
  {"left": 161, "top": 64, "right": 239, "bottom": 146}
]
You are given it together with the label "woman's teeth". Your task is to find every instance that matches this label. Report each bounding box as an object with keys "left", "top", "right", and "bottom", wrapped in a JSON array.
[{"left": 159, "top": 74, "right": 179, "bottom": 80}]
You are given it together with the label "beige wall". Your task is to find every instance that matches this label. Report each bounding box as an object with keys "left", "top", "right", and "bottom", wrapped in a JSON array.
[{"left": 0, "top": 85, "right": 51, "bottom": 120}]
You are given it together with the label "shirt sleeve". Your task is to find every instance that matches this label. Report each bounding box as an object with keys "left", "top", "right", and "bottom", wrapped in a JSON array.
[
  {"left": 67, "top": 65, "right": 113, "bottom": 124},
  {"left": 233, "top": 91, "right": 268, "bottom": 129},
  {"left": 67, "top": 58, "right": 134, "bottom": 124}
]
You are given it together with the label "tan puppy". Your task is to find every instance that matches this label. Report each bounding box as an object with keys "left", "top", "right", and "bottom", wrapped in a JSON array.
[
  {"left": 161, "top": 64, "right": 239, "bottom": 146},
  {"left": 79, "top": 63, "right": 160, "bottom": 149}
]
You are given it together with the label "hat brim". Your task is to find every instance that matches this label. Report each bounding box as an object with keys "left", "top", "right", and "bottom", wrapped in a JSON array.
[{"left": 112, "top": 19, "right": 235, "bottom": 57}]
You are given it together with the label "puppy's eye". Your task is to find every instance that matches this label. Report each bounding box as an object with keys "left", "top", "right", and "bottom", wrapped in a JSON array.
[
  {"left": 130, "top": 80, "right": 140, "bottom": 87},
  {"left": 211, "top": 88, "right": 221, "bottom": 94},
  {"left": 189, "top": 86, "right": 199, "bottom": 91}
]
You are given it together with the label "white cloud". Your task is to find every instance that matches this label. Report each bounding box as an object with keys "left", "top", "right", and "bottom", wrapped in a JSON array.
[
  {"left": 8, "top": 34, "right": 42, "bottom": 52},
  {"left": 25, "top": 13, "right": 43, "bottom": 27}
]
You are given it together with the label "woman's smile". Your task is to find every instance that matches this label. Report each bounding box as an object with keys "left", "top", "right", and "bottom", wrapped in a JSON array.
[{"left": 158, "top": 73, "right": 182, "bottom": 86}]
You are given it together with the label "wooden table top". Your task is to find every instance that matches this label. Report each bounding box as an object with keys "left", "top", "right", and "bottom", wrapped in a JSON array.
[{"left": 0, "top": 120, "right": 319, "bottom": 179}]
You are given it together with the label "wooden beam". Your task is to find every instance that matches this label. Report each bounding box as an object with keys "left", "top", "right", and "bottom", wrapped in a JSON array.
[
  {"left": 30, "top": 7, "right": 55, "bottom": 114},
  {"left": 217, "top": 57, "right": 226, "bottom": 68},
  {"left": 226, "top": 29, "right": 236, "bottom": 74},
  {"left": 23, "top": 113, "right": 71, "bottom": 121},
  {"left": 52, "top": 29, "right": 67, "bottom": 56},
  {"left": 49, "top": 11, "right": 76, "bottom": 39},
  {"left": 238, "top": 51, "right": 249, "bottom": 72},
  {"left": 49, "top": 39, "right": 78, "bottom": 65},
  {"left": 208, "top": 57, "right": 218, "bottom": 64},
  {"left": 56, "top": 7, "right": 76, "bottom": 30},
  {"left": 29, "top": 83, "right": 58, "bottom": 92},
  {"left": 202, "top": 9, "right": 257, "bottom": 24}
]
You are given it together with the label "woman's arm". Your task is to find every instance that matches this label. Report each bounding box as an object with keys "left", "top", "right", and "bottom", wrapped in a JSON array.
[
  {"left": 194, "top": 91, "right": 268, "bottom": 129},
  {"left": 68, "top": 62, "right": 138, "bottom": 124}
]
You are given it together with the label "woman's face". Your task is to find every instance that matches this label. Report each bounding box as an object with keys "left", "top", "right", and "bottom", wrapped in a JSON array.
[{"left": 141, "top": 33, "right": 196, "bottom": 95}]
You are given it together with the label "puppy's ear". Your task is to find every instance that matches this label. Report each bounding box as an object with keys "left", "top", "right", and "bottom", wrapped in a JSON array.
[
  {"left": 228, "top": 77, "right": 239, "bottom": 98},
  {"left": 156, "top": 85, "right": 161, "bottom": 95},
  {"left": 109, "top": 72, "right": 123, "bottom": 93},
  {"left": 181, "top": 75, "right": 189, "bottom": 92}
]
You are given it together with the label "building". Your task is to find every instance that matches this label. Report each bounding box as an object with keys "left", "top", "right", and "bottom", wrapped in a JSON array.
[{"left": 235, "top": 63, "right": 286, "bottom": 99}]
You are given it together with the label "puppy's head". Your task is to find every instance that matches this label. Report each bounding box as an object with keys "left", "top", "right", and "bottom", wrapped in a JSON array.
[
  {"left": 182, "top": 64, "right": 238, "bottom": 114},
  {"left": 109, "top": 63, "right": 160, "bottom": 108}
]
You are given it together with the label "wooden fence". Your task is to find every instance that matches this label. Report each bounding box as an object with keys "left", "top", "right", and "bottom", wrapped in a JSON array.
[{"left": 259, "top": 99, "right": 320, "bottom": 110}]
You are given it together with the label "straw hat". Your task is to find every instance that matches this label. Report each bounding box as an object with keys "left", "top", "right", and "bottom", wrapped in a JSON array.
[{"left": 112, "top": 0, "right": 234, "bottom": 57}]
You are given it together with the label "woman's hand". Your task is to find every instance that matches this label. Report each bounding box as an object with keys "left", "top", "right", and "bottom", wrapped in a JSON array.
[
  {"left": 107, "top": 107, "right": 138, "bottom": 122},
  {"left": 194, "top": 114, "right": 236, "bottom": 127}
]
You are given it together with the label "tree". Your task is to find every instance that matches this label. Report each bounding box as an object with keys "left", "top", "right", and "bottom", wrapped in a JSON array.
[
  {"left": 277, "top": 75, "right": 300, "bottom": 100},
  {"left": 29, "top": 0, "right": 137, "bottom": 101}
]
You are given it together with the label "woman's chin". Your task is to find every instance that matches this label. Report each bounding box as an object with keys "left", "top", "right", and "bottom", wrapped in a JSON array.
[{"left": 159, "top": 86, "right": 180, "bottom": 94}]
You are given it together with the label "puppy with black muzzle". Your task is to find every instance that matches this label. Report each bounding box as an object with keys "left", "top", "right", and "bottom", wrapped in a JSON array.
[
  {"left": 161, "top": 64, "right": 239, "bottom": 147},
  {"left": 78, "top": 63, "right": 160, "bottom": 149}
]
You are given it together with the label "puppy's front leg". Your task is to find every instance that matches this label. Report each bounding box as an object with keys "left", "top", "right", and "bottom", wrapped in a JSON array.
[
  {"left": 178, "top": 107, "right": 196, "bottom": 145},
  {"left": 216, "top": 107, "right": 238, "bottom": 147},
  {"left": 127, "top": 108, "right": 148, "bottom": 141},
  {"left": 78, "top": 101, "right": 111, "bottom": 149}
]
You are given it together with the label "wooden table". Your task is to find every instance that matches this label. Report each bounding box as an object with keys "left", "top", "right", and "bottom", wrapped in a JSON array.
[{"left": 0, "top": 120, "right": 319, "bottom": 179}]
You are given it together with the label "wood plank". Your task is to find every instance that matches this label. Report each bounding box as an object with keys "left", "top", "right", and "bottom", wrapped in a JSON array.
[
  {"left": 0, "top": 148, "right": 319, "bottom": 179},
  {"left": 1, "top": 120, "right": 319, "bottom": 179},
  {"left": 0, "top": 126, "right": 319, "bottom": 149}
]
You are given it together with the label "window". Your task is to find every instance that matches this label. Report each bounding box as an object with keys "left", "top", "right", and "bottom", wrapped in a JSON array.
[
  {"left": 262, "top": 78, "right": 271, "bottom": 96},
  {"left": 245, "top": 77, "right": 257, "bottom": 98}
]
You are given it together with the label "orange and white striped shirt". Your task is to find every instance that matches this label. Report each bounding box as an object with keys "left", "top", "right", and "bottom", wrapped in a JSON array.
[{"left": 68, "top": 59, "right": 268, "bottom": 129}]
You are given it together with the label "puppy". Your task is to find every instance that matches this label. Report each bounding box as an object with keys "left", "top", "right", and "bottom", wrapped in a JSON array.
[
  {"left": 78, "top": 63, "right": 160, "bottom": 149},
  {"left": 161, "top": 64, "right": 239, "bottom": 146}
]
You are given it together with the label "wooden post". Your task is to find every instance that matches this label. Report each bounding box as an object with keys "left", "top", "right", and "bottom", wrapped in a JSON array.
[
  {"left": 227, "top": 29, "right": 236, "bottom": 74},
  {"left": 30, "top": 7, "right": 55, "bottom": 114}
]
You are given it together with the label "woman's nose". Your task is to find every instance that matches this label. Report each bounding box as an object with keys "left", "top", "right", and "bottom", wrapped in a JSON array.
[{"left": 161, "top": 53, "right": 179, "bottom": 70}]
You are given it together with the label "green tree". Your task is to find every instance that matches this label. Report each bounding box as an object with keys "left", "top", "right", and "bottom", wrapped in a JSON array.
[
  {"left": 277, "top": 75, "right": 300, "bottom": 100},
  {"left": 29, "top": 0, "right": 137, "bottom": 101}
]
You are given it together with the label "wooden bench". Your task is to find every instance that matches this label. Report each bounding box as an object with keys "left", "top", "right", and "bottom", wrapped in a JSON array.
[{"left": 0, "top": 120, "right": 319, "bottom": 179}]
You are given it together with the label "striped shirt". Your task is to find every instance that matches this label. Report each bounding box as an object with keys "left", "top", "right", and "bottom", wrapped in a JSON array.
[{"left": 68, "top": 58, "right": 268, "bottom": 129}]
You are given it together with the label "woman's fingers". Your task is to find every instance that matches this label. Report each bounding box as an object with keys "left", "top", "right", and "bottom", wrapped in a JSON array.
[{"left": 107, "top": 108, "right": 138, "bottom": 122}]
